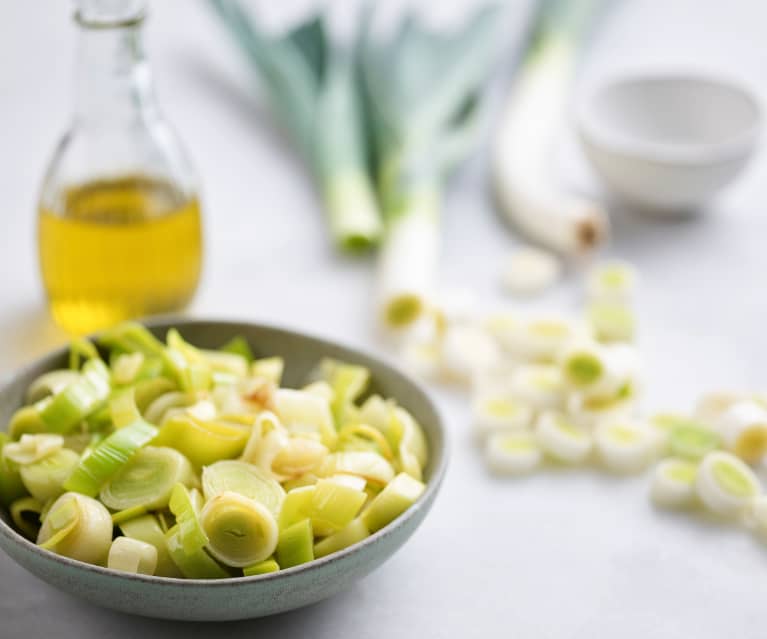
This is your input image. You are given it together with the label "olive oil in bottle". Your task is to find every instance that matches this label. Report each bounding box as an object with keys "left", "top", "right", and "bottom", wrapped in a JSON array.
[
  {"left": 38, "top": 1, "right": 203, "bottom": 334},
  {"left": 39, "top": 177, "right": 202, "bottom": 334}
]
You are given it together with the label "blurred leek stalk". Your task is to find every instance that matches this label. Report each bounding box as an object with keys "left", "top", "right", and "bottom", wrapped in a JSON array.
[
  {"left": 493, "top": 0, "right": 609, "bottom": 257},
  {"left": 210, "top": 0, "right": 382, "bottom": 251},
  {"left": 209, "top": 1, "right": 500, "bottom": 330}
]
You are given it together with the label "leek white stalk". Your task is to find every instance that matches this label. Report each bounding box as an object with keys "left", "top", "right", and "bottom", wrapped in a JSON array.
[
  {"left": 472, "top": 393, "right": 534, "bottom": 439},
  {"left": 510, "top": 364, "right": 566, "bottom": 410},
  {"left": 586, "top": 261, "right": 638, "bottom": 304},
  {"left": 715, "top": 401, "right": 767, "bottom": 464},
  {"left": 535, "top": 411, "right": 592, "bottom": 463},
  {"left": 493, "top": 0, "right": 608, "bottom": 256},
  {"left": 484, "top": 431, "right": 542, "bottom": 475},
  {"left": 594, "top": 420, "right": 658, "bottom": 474}
]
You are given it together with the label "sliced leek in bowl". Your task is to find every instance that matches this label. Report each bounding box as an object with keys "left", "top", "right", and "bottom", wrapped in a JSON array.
[{"left": 0, "top": 319, "right": 447, "bottom": 620}]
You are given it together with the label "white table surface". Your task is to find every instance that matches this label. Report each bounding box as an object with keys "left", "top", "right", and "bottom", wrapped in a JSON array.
[{"left": 2, "top": 1, "right": 767, "bottom": 637}]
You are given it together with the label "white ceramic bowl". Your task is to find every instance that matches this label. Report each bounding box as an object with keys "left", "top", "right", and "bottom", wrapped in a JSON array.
[{"left": 577, "top": 73, "right": 762, "bottom": 213}]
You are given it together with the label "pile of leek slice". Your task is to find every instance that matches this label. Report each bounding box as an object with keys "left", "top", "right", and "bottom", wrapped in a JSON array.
[{"left": 1, "top": 323, "right": 427, "bottom": 578}]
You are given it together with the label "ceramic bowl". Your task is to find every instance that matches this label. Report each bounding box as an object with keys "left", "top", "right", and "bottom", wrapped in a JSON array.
[
  {"left": 577, "top": 72, "right": 762, "bottom": 213},
  {"left": 0, "top": 319, "right": 448, "bottom": 621}
]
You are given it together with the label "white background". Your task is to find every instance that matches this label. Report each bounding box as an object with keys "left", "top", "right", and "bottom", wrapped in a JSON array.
[{"left": 2, "top": 1, "right": 767, "bottom": 637}]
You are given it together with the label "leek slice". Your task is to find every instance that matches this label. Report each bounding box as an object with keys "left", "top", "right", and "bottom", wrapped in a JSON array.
[
  {"left": 112, "top": 352, "right": 145, "bottom": 386},
  {"left": 651, "top": 458, "right": 698, "bottom": 509},
  {"left": 485, "top": 431, "right": 542, "bottom": 475},
  {"left": 3, "top": 434, "right": 64, "bottom": 465},
  {"left": 20, "top": 448, "right": 80, "bottom": 502},
  {"left": 319, "top": 451, "right": 395, "bottom": 487},
  {"left": 220, "top": 335, "right": 254, "bottom": 364},
  {"left": 586, "top": 260, "right": 638, "bottom": 305},
  {"left": 716, "top": 401, "right": 767, "bottom": 463},
  {"left": 164, "top": 329, "right": 213, "bottom": 393},
  {"left": 111, "top": 504, "right": 148, "bottom": 524},
  {"left": 472, "top": 391, "right": 534, "bottom": 439},
  {"left": 37, "top": 358, "right": 111, "bottom": 434},
  {"left": 695, "top": 451, "right": 761, "bottom": 517},
  {"left": 272, "top": 437, "right": 328, "bottom": 480},
  {"left": 168, "top": 483, "right": 208, "bottom": 554},
  {"left": 273, "top": 388, "right": 338, "bottom": 449},
  {"left": 10, "top": 496, "right": 43, "bottom": 540},
  {"left": 312, "top": 358, "right": 370, "bottom": 425},
  {"left": 201, "top": 349, "right": 248, "bottom": 377},
  {"left": 64, "top": 395, "right": 157, "bottom": 496},
  {"left": 37, "top": 492, "right": 112, "bottom": 565},
  {"left": 98, "top": 321, "right": 165, "bottom": 358},
  {"left": 535, "top": 412, "right": 592, "bottom": 464},
  {"left": 165, "top": 525, "right": 230, "bottom": 579},
  {"left": 100, "top": 446, "right": 196, "bottom": 511},
  {"left": 0, "top": 433, "right": 27, "bottom": 507},
  {"left": 276, "top": 518, "right": 314, "bottom": 568},
  {"left": 251, "top": 357, "right": 284, "bottom": 385},
  {"left": 202, "top": 460, "right": 285, "bottom": 518},
  {"left": 200, "top": 491, "right": 279, "bottom": 567},
  {"left": 144, "top": 391, "right": 195, "bottom": 425},
  {"left": 361, "top": 473, "right": 425, "bottom": 533},
  {"left": 26, "top": 370, "right": 80, "bottom": 404},
  {"left": 134, "top": 377, "right": 177, "bottom": 413},
  {"left": 314, "top": 517, "right": 369, "bottom": 558},
  {"left": 587, "top": 302, "right": 636, "bottom": 343},
  {"left": 108, "top": 536, "right": 158, "bottom": 575},
  {"left": 668, "top": 423, "right": 721, "bottom": 461},
  {"left": 68, "top": 338, "right": 100, "bottom": 370},
  {"left": 338, "top": 424, "right": 393, "bottom": 460},
  {"left": 594, "top": 421, "right": 659, "bottom": 474},
  {"left": 279, "top": 486, "right": 315, "bottom": 530},
  {"left": 151, "top": 414, "right": 250, "bottom": 467},
  {"left": 8, "top": 404, "right": 49, "bottom": 438},
  {"left": 310, "top": 478, "right": 366, "bottom": 536},
  {"left": 390, "top": 407, "right": 428, "bottom": 481},
  {"left": 243, "top": 558, "right": 280, "bottom": 576},
  {"left": 119, "top": 514, "right": 182, "bottom": 578}
]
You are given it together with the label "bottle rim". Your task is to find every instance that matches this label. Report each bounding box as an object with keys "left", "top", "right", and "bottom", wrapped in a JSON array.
[{"left": 74, "top": 6, "right": 147, "bottom": 29}]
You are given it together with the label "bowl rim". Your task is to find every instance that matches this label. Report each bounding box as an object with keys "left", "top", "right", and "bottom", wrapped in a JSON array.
[
  {"left": 0, "top": 317, "right": 449, "bottom": 587},
  {"left": 575, "top": 70, "right": 763, "bottom": 167}
]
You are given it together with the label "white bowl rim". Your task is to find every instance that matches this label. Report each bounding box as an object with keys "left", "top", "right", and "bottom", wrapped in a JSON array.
[
  {"left": 0, "top": 317, "right": 449, "bottom": 588},
  {"left": 576, "top": 70, "right": 763, "bottom": 167}
]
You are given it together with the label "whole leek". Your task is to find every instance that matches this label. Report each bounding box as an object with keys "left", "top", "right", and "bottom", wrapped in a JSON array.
[{"left": 209, "top": 0, "right": 382, "bottom": 251}]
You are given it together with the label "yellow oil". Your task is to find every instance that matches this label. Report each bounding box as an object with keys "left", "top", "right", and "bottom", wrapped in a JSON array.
[{"left": 39, "top": 176, "right": 203, "bottom": 334}]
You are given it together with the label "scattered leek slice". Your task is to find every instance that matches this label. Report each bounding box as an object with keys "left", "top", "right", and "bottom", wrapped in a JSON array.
[
  {"left": 209, "top": 2, "right": 382, "bottom": 251},
  {"left": 586, "top": 260, "right": 638, "bottom": 305},
  {"left": 695, "top": 451, "right": 761, "bottom": 517},
  {"left": 25, "top": 370, "right": 80, "bottom": 404},
  {"left": 64, "top": 392, "right": 157, "bottom": 496},
  {"left": 358, "top": 3, "right": 500, "bottom": 328},
  {"left": 201, "top": 491, "right": 279, "bottom": 567},
  {"left": 3, "top": 434, "right": 63, "bottom": 465},
  {"left": 37, "top": 492, "right": 112, "bottom": 564},
  {"left": 650, "top": 458, "right": 697, "bottom": 509},
  {"left": 715, "top": 401, "right": 767, "bottom": 464},
  {"left": 251, "top": 357, "right": 284, "bottom": 385},
  {"left": 243, "top": 558, "right": 280, "bottom": 576},
  {"left": 36, "top": 358, "right": 111, "bottom": 434},
  {"left": 500, "top": 315, "right": 582, "bottom": 362},
  {"left": 361, "top": 473, "right": 425, "bottom": 533},
  {"left": 20, "top": 448, "right": 80, "bottom": 502},
  {"left": 108, "top": 536, "right": 158, "bottom": 575},
  {"left": 501, "top": 246, "right": 561, "bottom": 296},
  {"left": 471, "top": 392, "right": 534, "bottom": 439},
  {"left": 202, "top": 460, "right": 285, "bottom": 518},
  {"left": 535, "top": 412, "right": 591, "bottom": 464},
  {"left": 119, "top": 513, "right": 182, "bottom": 578},
  {"left": 100, "top": 446, "right": 196, "bottom": 511},
  {"left": 587, "top": 302, "right": 636, "bottom": 343},
  {"left": 668, "top": 423, "right": 721, "bottom": 461},
  {"left": 314, "top": 517, "right": 369, "bottom": 558},
  {"left": 276, "top": 518, "right": 314, "bottom": 568},
  {"left": 594, "top": 421, "right": 658, "bottom": 474},
  {"left": 510, "top": 364, "right": 566, "bottom": 410},
  {"left": 493, "top": 0, "right": 609, "bottom": 256},
  {"left": 10, "top": 496, "right": 43, "bottom": 540},
  {"left": 310, "top": 478, "right": 366, "bottom": 536},
  {"left": 484, "top": 431, "right": 542, "bottom": 475}
]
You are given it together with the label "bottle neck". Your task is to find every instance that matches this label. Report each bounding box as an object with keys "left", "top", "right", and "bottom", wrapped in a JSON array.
[{"left": 73, "top": 14, "right": 158, "bottom": 125}]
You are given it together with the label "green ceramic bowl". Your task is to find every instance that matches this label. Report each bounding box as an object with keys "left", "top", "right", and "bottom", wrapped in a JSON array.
[{"left": 0, "top": 319, "right": 447, "bottom": 621}]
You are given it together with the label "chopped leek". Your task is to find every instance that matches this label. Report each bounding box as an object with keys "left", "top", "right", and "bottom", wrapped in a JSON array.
[
  {"left": 276, "top": 518, "right": 314, "bottom": 568},
  {"left": 668, "top": 423, "right": 721, "bottom": 462},
  {"left": 510, "top": 364, "right": 566, "bottom": 411},
  {"left": 37, "top": 493, "right": 113, "bottom": 564},
  {"left": 361, "top": 473, "right": 425, "bottom": 533},
  {"left": 279, "top": 486, "right": 316, "bottom": 530},
  {"left": 586, "top": 261, "right": 638, "bottom": 305},
  {"left": 471, "top": 392, "right": 534, "bottom": 439},
  {"left": 100, "top": 446, "right": 196, "bottom": 511},
  {"left": 594, "top": 421, "right": 658, "bottom": 474},
  {"left": 251, "top": 357, "right": 284, "bottom": 385},
  {"left": 202, "top": 460, "right": 285, "bottom": 518},
  {"left": 484, "top": 431, "right": 542, "bottom": 475},
  {"left": 273, "top": 388, "right": 337, "bottom": 449},
  {"left": 587, "top": 302, "right": 636, "bottom": 343},
  {"left": 3, "top": 434, "right": 63, "bottom": 465},
  {"left": 243, "top": 558, "right": 280, "bottom": 576},
  {"left": 319, "top": 451, "right": 395, "bottom": 487},
  {"left": 20, "top": 448, "right": 79, "bottom": 502},
  {"left": 165, "top": 525, "right": 230, "bottom": 579},
  {"left": 313, "top": 358, "right": 370, "bottom": 425},
  {"left": 310, "top": 478, "right": 366, "bottom": 536},
  {"left": 119, "top": 514, "right": 182, "bottom": 578},
  {"left": 201, "top": 491, "right": 279, "bottom": 567},
  {"left": 151, "top": 414, "right": 250, "bottom": 467},
  {"left": 10, "top": 496, "right": 43, "bottom": 540},
  {"left": 535, "top": 412, "right": 591, "bottom": 464},
  {"left": 0, "top": 433, "right": 26, "bottom": 507},
  {"left": 25, "top": 370, "right": 80, "bottom": 404},
  {"left": 314, "top": 517, "right": 369, "bottom": 558},
  {"left": 220, "top": 336, "right": 254, "bottom": 364},
  {"left": 715, "top": 401, "right": 767, "bottom": 464},
  {"left": 108, "top": 536, "right": 158, "bottom": 575},
  {"left": 501, "top": 246, "right": 562, "bottom": 296},
  {"left": 650, "top": 458, "right": 697, "bottom": 509}
]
